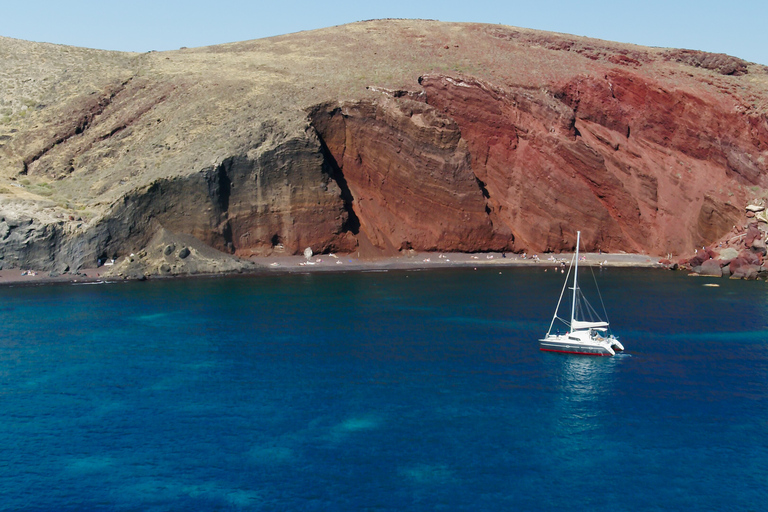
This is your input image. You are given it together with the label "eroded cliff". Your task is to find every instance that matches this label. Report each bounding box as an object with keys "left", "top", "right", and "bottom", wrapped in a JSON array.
[{"left": 1, "top": 20, "right": 767, "bottom": 274}]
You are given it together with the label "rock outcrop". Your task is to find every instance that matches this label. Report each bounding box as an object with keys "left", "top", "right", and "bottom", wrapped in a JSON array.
[
  {"left": 309, "top": 96, "right": 507, "bottom": 256},
  {"left": 685, "top": 202, "right": 768, "bottom": 279},
  {"left": 1, "top": 20, "right": 767, "bottom": 275}
]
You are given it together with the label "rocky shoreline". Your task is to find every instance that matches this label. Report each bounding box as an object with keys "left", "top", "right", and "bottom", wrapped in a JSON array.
[{"left": 673, "top": 201, "right": 768, "bottom": 280}]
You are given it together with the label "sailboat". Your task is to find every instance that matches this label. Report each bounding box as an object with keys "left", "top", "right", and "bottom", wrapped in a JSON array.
[{"left": 539, "top": 231, "right": 625, "bottom": 356}]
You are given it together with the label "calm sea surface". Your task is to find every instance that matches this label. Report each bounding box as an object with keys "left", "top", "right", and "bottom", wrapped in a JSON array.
[{"left": 0, "top": 267, "right": 766, "bottom": 511}]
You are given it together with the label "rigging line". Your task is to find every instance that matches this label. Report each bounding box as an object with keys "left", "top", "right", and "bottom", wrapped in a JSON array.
[{"left": 575, "top": 284, "right": 601, "bottom": 321}]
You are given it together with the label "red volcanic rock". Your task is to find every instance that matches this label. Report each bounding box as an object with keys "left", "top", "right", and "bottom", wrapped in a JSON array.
[
  {"left": 309, "top": 61, "right": 766, "bottom": 258},
  {"left": 744, "top": 224, "right": 762, "bottom": 247},
  {"left": 739, "top": 249, "right": 762, "bottom": 266},
  {"left": 418, "top": 75, "right": 638, "bottom": 253},
  {"left": 729, "top": 256, "right": 762, "bottom": 279},
  {"left": 689, "top": 248, "right": 718, "bottom": 267},
  {"left": 417, "top": 67, "right": 760, "bottom": 255},
  {"left": 310, "top": 95, "right": 511, "bottom": 255}
]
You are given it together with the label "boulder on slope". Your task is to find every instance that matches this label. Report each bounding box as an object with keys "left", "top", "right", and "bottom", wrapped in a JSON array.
[{"left": 699, "top": 258, "right": 723, "bottom": 277}]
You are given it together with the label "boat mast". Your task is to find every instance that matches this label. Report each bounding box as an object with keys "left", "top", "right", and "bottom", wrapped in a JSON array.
[{"left": 570, "top": 231, "right": 580, "bottom": 330}]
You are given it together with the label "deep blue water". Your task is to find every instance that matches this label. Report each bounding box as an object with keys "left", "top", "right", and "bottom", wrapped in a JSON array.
[{"left": 0, "top": 267, "right": 766, "bottom": 511}]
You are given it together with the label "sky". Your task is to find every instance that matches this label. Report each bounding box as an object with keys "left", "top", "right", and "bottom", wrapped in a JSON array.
[{"left": 3, "top": 0, "right": 767, "bottom": 65}]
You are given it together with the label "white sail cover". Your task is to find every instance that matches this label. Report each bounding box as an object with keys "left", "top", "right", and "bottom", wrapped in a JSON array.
[{"left": 571, "top": 320, "right": 609, "bottom": 330}]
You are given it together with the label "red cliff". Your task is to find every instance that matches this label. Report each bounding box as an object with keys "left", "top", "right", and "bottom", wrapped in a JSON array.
[{"left": 1, "top": 20, "right": 767, "bottom": 272}]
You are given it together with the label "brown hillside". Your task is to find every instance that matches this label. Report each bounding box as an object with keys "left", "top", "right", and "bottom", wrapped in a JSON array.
[{"left": 1, "top": 20, "right": 767, "bottom": 273}]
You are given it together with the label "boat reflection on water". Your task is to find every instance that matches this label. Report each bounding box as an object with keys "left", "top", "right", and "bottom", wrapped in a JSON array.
[
  {"left": 543, "top": 353, "right": 628, "bottom": 439},
  {"left": 553, "top": 354, "right": 621, "bottom": 399}
]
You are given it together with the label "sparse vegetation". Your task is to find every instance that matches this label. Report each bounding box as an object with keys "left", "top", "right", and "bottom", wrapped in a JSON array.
[
  {"left": 0, "top": 20, "right": 766, "bottom": 271},
  {"left": 27, "top": 181, "right": 54, "bottom": 197}
]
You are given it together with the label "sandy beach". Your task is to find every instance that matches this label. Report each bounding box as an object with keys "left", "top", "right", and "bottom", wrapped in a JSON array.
[
  {"left": 0, "top": 251, "right": 664, "bottom": 287},
  {"left": 253, "top": 251, "right": 661, "bottom": 272}
]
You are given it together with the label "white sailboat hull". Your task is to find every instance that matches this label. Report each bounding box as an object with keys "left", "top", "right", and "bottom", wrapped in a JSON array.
[{"left": 539, "top": 333, "right": 623, "bottom": 357}]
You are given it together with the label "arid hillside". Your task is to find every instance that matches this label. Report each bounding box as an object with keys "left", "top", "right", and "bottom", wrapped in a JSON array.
[{"left": 1, "top": 20, "right": 767, "bottom": 275}]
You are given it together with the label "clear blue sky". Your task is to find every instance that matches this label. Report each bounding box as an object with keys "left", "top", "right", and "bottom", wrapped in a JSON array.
[{"left": 4, "top": 1, "right": 767, "bottom": 65}]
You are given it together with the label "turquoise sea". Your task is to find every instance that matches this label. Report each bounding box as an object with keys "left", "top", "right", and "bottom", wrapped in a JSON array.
[{"left": 1, "top": 267, "right": 766, "bottom": 511}]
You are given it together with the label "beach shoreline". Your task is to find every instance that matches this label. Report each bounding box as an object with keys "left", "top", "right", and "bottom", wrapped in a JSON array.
[{"left": 0, "top": 251, "right": 665, "bottom": 287}]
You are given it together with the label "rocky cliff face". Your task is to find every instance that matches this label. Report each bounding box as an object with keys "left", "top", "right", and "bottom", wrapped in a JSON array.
[
  {"left": 309, "top": 95, "right": 507, "bottom": 256},
  {"left": 417, "top": 70, "right": 765, "bottom": 254},
  {"left": 1, "top": 21, "right": 767, "bottom": 274}
]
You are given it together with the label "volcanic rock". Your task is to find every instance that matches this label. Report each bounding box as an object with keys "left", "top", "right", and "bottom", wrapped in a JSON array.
[
  {"left": 699, "top": 258, "right": 723, "bottom": 277},
  {"left": 1, "top": 20, "right": 768, "bottom": 273},
  {"left": 729, "top": 257, "right": 761, "bottom": 279},
  {"left": 716, "top": 247, "right": 739, "bottom": 262},
  {"left": 739, "top": 248, "right": 762, "bottom": 266},
  {"left": 751, "top": 237, "right": 767, "bottom": 256},
  {"left": 689, "top": 248, "right": 717, "bottom": 268},
  {"left": 744, "top": 223, "right": 762, "bottom": 247},
  {"left": 100, "top": 227, "right": 259, "bottom": 278}
]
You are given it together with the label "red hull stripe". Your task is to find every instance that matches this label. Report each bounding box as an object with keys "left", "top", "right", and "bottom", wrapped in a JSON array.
[{"left": 540, "top": 347, "right": 612, "bottom": 357}]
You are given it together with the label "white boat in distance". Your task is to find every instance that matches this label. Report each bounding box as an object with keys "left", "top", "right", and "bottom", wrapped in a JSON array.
[{"left": 539, "top": 231, "right": 625, "bottom": 356}]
